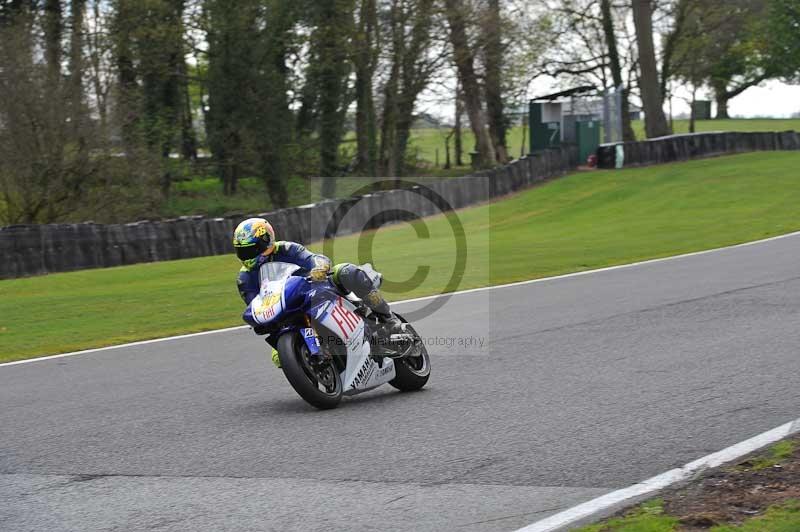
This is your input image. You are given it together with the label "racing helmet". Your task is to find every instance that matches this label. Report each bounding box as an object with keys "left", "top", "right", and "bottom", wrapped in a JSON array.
[{"left": 233, "top": 218, "right": 276, "bottom": 269}]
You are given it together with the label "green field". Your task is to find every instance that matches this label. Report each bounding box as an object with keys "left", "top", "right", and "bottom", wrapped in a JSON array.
[
  {"left": 164, "top": 174, "right": 430, "bottom": 219},
  {"left": 164, "top": 165, "right": 466, "bottom": 220},
  {"left": 2, "top": 151, "right": 800, "bottom": 362},
  {"left": 167, "top": 118, "right": 800, "bottom": 219}
]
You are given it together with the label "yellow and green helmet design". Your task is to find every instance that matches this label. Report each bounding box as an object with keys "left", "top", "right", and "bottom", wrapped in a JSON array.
[{"left": 233, "top": 218, "right": 276, "bottom": 270}]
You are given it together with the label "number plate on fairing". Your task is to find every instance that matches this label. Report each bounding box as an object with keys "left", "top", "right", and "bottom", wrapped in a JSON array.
[{"left": 250, "top": 287, "right": 284, "bottom": 324}]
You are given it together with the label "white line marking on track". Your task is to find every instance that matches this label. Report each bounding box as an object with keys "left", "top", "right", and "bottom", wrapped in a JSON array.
[
  {"left": 393, "top": 229, "right": 800, "bottom": 304},
  {"left": 0, "top": 326, "right": 247, "bottom": 367},
  {"left": 515, "top": 416, "right": 800, "bottom": 532},
  {"left": 3, "top": 229, "right": 800, "bottom": 368}
]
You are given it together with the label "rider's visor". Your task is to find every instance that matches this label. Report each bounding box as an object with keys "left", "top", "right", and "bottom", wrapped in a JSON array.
[{"left": 236, "top": 244, "right": 260, "bottom": 262}]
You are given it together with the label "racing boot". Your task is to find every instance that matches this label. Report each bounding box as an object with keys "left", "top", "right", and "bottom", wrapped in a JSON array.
[
  {"left": 334, "top": 263, "right": 406, "bottom": 334},
  {"left": 363, "top": 288, "right": 406, "bottom": 334}
]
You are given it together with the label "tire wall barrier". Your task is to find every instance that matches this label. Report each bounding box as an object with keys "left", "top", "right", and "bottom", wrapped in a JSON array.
[
  {"left": 0, "top": 146, "right": 579, "bottom": 279},
  {"left": 596, "top": 130, "right": 800, "bottom": 169}
]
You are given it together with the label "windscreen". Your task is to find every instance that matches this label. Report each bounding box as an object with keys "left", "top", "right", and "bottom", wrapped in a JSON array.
[{"left": 259, "top": 262, "right": 301, "bottom": 288}]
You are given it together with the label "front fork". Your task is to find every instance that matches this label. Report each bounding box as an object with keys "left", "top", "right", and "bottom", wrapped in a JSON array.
[
  {"left": 301, "top": 315, "right": 323, "bottom": 359},
  {"left": 268, "top": 318, "right": 324, "bottom": 361}
]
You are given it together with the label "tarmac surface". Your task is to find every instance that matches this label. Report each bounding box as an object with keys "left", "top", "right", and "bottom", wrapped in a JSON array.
[{"left": 3, "top": 233, "right": 800, "bottom": 531}]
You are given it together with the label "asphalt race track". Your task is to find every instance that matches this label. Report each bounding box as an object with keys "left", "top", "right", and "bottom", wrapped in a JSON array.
[{"left": 3, "top": 233, "right": 800, "bottom": 532}]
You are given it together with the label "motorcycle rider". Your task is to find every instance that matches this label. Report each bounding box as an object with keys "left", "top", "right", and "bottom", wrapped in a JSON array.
[{"left": 233, "top": 217, "right": 403, "bottom": 365}]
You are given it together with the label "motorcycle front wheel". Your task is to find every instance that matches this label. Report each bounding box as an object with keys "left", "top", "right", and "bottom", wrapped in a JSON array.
[{"left": 277, "top": 333, "right": 342, "bottom": 410}]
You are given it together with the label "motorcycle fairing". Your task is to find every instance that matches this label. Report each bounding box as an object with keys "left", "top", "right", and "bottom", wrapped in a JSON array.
[
  {"left": 249, "top": 284, "right": 286, "bottom": 325},
  {"left": 312, "top": 295, "right": 396, "bottom": 394},
  {"left": 250, "top": 261, "right": 396, "bottom": 395}
]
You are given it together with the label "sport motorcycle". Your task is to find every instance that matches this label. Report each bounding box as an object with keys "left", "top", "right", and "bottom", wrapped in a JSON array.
[{"left": 248, "top": 261, "right": 430, "bottom": 409}]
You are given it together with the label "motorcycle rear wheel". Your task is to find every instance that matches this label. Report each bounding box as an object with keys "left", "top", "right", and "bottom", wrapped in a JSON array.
[
  {"left": 389, "top": 316, "right": 430, "bottom": 392},
  {"left": 278, "top": 333, "right": 342, "bottom": 410}
]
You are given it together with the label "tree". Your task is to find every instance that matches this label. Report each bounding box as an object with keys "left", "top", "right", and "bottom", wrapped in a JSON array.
[
  {"left": 68, "top": 0, "right": 87, "bottom": 134},
  {"left": 43, "top": 0, "right": 62, "bottom": 84},
  {"left": 85, "top": 0, "right": 114, "bottom": 136},
  {"left": 669, "top": 2, "right": 714, "bottom": 132},
  {"left": 663, "top": 0, "right": 788, "bottom": 120},
  {"left": 444, "top": 0, "right": 495, "bottom": 168},
  {"left": 112, "top": 0, "right": 138, "bottom": 146},
  {"left": 701, "top": 1, "right": 770, "bottom": 119},
  {"left": 204, "top": 0, "right": 258, "bottom": 196},
  {"left": 631, "top": 0, "right": 669, "bottom": 137},
  {"left": 766, "top": 0, "right": 800, "bottom": 82},
  {"left": 482, "top": 0, "right": 509, "bottom": 162},
  {"left": 111, "top": 0, "right": 186, "bottom": 194},
  {"left": 353, "top": 0, "right": 379, "bottom": 175},
  {"left": 454, "top": 83, "right": 464, "bottom": 166},
  {"left": 534, "top": 0, "right": 637, "bottom": 141},
  {"left": 176, "top": 34, "right": 197, "bottom": 162},
  {"left": 378, "top": 0, "right": 441, "bottom": 178},
  {"left": 252, "top": 0, "right": 295, "bottom": 208},
  {"left": 204, "top": 0, "right": 295, "bottom": 205},
  {"left": 536, "top": 1, "right": 613, "bottom": 88},
  {"left": 660, "top": 0, "right": 798, "bottom": 120},
  {"left": 0, "top": 1, "right": 160, "bottom": 224},
  {"left": 312, "top": 0, "right": 355, "bottom": 198},
  {"left": 659, "top": 0, "right": 690, "bottom": 106},
  {"left": 600, "top": 0, "right": 635, "bottom": 141}
]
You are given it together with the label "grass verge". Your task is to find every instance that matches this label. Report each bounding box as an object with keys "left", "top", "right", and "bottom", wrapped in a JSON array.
[
  {"left": 740, "top": 440, "right": 797, "bottom": 471},
  {"left": 578, "top": 500, "right": 800, "bottom": 532},
  {"left": 577, "top": 500, "right": 678, "bottom": 532},
  {"left": 575, "top": 437, "right": 800, "bottom": 531},
  {"left": 2, "top": 151, "right": 800, "bottom": 362}
]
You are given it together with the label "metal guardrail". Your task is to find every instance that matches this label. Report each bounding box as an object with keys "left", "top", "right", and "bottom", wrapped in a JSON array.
[{"left": 597, "top": 130, "right": 800, "bottom": 169}]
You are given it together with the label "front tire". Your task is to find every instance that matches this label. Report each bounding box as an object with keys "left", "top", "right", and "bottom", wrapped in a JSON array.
[
  {"left": 277, "top": 333, "right": 342, "bottom": 410},
  {"left": 389, "top": 317, "right": 430, "bottom": 392}
]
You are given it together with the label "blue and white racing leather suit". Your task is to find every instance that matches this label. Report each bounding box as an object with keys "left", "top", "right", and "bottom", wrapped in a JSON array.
[{"left": 237, "top": 241, "right": 391, "bottom": 329}]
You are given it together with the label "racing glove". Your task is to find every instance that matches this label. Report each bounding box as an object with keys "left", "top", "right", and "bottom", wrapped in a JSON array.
[{"left": 309, "top": 257, "right": 331, "bottom": 281}]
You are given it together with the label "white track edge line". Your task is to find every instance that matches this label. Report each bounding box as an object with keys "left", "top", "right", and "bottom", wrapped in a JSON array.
[
  {"left": 515, "top": 416, "right": 800, "bottom": 532},
  {"left": 0, "top": 326, "right": 249, "bottom": 367},
  {"left": 3, "top": 229, "right": 800, "bottom": 368},
  {"left": 391, "top": 229, "right": 800, "bottom": 304}
]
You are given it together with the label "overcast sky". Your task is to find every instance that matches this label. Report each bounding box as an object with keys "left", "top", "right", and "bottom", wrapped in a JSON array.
[
  {"left": 420, "top": 79, "right": 799, "bottom": 124},
  {"left": 700, "top": 81, "right": 800, "bottom": 118}
]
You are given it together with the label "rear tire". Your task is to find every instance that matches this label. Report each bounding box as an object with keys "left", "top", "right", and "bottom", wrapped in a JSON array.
[
  {"left": 277, "top": 333, "right": 342, "bottom": 410},
  {"left": 389, "top": 317, "right": 430, "bottom": 392}
]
